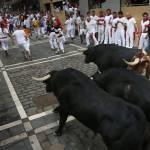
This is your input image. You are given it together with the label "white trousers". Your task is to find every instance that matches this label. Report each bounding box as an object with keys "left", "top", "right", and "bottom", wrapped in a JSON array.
[
  {"left": 126, "top": 31, "right": 134, "bottom": 48},
  {"left": 26, "top": 38, "right": 30, "bottom": 51},
  {"left": 0, "top": 38, "right": 9, "bottom": 51},
  {"left": 98, "top": 26, "right": 104, "bottom": 44},
  {"left": 57, "top": 36, "right": 65, "bottom": 52},
  {"left": 116, "top": 29, "right": 125, "bottom": 47},
  {"left": 104, "top": 26, "right": 112, "bottom": 44},
  {"left": 40, "top": 27, "right": 45, "bottom": 35},
  {"left": 66, "top": 28, "right": 75, "bottom": 38},
  {"left": 138, "top": 33, "right": 149, "bottom": 50},
  {"left": 86, "top": 32, "right": 98, "bottom": 46},
  {"left": 111, "top": 28, "right": 117, "bottom": 44},
  {"left": 79, "top": 29, "right": 86, "bottom": 36},
  {"left": 34, "top": 28, "right": 41, "bottom": 37},
  {"left": 18, "top": 41, "right": 31, "bottom": 55},
  {"left": 49, "top": 32, "right": 58, "bottom": 49}
]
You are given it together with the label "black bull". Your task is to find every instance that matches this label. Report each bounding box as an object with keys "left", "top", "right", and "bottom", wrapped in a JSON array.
[
  {"left": 83, "top": 44, "right": 139, "bottom": 72},
  {"left": 92, "top": 68, "right": 150, "bottom": 121},
  {"left": 34, "top": 68, "right": 146, "bottom": 150}
]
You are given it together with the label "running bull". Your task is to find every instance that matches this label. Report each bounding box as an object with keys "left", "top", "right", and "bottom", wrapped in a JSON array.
[
  {"left": 83, "top": 44, "right": 138, "bottom": 72},
  {"left": 92, "top": 68, "right": 150, "bottom": 121},
  {"left": 32, "top": 68, "right": 146, "bottom": 150}
]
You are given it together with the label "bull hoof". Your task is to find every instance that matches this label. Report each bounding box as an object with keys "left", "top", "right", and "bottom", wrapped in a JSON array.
[
  {"left": 53, "top": 106, "right": 60, "bottom": 113},
  {"left": 55, "top": 130, "right": 62, "bottom": 136}
]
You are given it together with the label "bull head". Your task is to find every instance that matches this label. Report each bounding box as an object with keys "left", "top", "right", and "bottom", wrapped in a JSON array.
[{"left": 32, "top": 71, "right": 58, "bottom": 93}]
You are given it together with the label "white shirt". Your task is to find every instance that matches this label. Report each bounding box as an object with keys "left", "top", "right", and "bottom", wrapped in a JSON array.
[
  {"left": 116, "top": 17, "right": 126, "bottom": 30},
  {"left": 86, "top": 19, "right": 97, "bottom": 33},
  {"left": 0, "top": 28, "right": 8, "bottom": 38},
  {"left": 24, "top": 18, "right": 30, "bottom": 28},
  {"left": 76, "top": 16, "right": 81, "bottom": 25},
  {"left": 91, "top": 15, "right": 99, "bottom": 21},
  {"left": 69, "top": 7, "right": 74, "bottom": 13},
  {"left": 79, "top": 20, "right": 85, "bottom": 29},
  {"left": 126, "top": 17, "right": 136, "bottom": 32},
  {"left": 105, "top": 15, "right": 113, "bottom": 27},
  {"left": 91, "top": 15, "right": 99, "bottom": 32},
  {"left": 65, "top": 19, "right": 72, "bottom": 29},
  {"left": 65, "top": 18, "right": 74, "bottom": 29},
  {"left": 71, "top": 17, "right": 76, "bottom": 28},
  {"left": 141, "top": 20, "right": 150, "bottom": 33},
  {"left": 111, "top": 17, "right": 118, "bottom": 28},
  {"left": 13, "top": 30, "right": 26, "bottom": 44}
]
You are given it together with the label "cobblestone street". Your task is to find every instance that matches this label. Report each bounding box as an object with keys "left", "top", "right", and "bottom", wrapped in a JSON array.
[{"left": 0, "top": 38, "right": 108, "bottom": 150}]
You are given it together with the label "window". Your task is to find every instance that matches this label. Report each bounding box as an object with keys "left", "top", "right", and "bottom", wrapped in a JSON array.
[
  {"left": 123, "top": 0, "right": 149, "bottom": 6},
  {"left": 89, "top": 0, "right": 106, "bottom": 9}
]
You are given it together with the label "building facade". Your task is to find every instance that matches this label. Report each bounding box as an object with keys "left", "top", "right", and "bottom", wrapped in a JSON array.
[{"left": 0, "top": 0, "right": 40, "bottom": 12}]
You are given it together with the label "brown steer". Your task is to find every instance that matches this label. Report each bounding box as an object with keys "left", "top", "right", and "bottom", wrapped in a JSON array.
[{"left": 123, "top": 50, "right": 150, "bottom": 79}]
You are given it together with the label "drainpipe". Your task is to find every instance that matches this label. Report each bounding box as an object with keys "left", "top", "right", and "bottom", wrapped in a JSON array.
[{"left": 120, "top": 0, "right": 122, "bottom": 11}]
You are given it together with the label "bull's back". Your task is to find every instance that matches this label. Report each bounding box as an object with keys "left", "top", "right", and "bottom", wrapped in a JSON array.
[
  {"left": 60, "top": 81, "right": 145, "bottom": 132},
  {"left": 55, "top": 69, "right": 146, "bottom": 150},
  {"left": 94, "top": 68, "right": 150, "bottom": 120},
  {"left": 94, "top": 46, "right": 138, "bottom": 71}
]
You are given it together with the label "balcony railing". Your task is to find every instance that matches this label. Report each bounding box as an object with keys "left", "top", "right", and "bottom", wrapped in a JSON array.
[{"left": 122, "top": 0, "right": 149, "bottom": 6}]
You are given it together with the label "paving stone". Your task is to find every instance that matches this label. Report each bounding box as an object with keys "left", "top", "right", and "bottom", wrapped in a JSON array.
[
  {"left": 31, "top": 117, "right": 46, "bottom": 129},
  {"left": 0, "top": 73, "right": 20, "bottom": 126},
  {"left": 41, "top": 141, "right": 51, "bottom": 150},
  {"left": 1, "top": 138, "right": 32, "bottom": 150},
  {"left": 0, "top": 124, "right": 25, "bottom": 141},
  {"left": 37, "top": 133, "right": 48, "bottom": 142},
  {"left": 49, "top": 144, "right": 64, "bottom": 150}
]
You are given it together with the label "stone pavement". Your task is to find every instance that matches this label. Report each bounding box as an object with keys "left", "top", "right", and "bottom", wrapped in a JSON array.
[{"left": 0, "top": 37, "right": 107, "bottom": 150}]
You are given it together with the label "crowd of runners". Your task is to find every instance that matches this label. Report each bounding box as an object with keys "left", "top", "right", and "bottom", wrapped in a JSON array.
[{"left": 0, "top": 3, "right": 149, "bottom": 60}]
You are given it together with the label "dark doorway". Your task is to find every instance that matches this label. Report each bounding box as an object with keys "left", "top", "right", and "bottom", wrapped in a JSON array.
[{"left": 45, "top": 3, "right": 51, "bottom": 11}]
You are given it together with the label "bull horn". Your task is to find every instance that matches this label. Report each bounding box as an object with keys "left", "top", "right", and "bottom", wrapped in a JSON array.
[
  {"left": 123, "top": 58, "right": 140, "bottom": 66},
  {"left": 32, "top": 74, "right": 51, "bottom": 81}
]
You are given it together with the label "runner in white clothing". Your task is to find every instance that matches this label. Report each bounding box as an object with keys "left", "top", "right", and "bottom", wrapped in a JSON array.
[
  {"left": 85, "top": 17, "right": 98, "bottom": 47},
  {"left": 104, "top": 9, "right": 113, "bottom": 44},
  {"left": 111, "top": 12, "right": 118, "bottom": 44},
  {"left": 116, "top": 11, "right": 126, "bottom": 47},
  {"left": 97, "top": 11, "right": 105, "bottom": 44},
  {"left": 0, "top": 25, "right": 10, "bottom": 56},
  {"left": 65, "top": 15, "right": 75, "bottom": 41},
  {"left": 138, "top": 12, "right": 150, "bottom": 50},
  {"left": 12, "top": 25, "right": 31, "bottom": 60},
  {"left": 125, "top": 13, "right": 138, "bottom": 48},
  {"left": 76, "top": 12, "right": 81, "bottom": 36},
  {"left": 79, "top": 15, "right": 86, "bottom": 44},
  {"left": 91, "top": 10, "right": 99, "bottom": 35}
]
